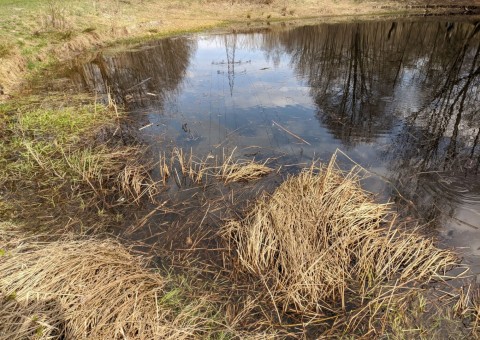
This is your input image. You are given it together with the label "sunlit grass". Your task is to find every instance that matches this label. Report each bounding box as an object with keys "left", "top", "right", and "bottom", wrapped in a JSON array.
[
  {"left": 0, "top": 93, "right": 155, "bottom": 233},
  {"left": 0, "top": 0, "right": 417, "bottom": 95},
  {"left": 0, "top": 238, "right": 216, "bottom": 339},
  {"left": 222, "top": 154, "right": 458, "bottom": 333}
]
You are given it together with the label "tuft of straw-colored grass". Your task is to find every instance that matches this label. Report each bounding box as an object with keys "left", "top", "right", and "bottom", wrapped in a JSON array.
[
  {"left": 453, "top": 285, "right": 480, "bottom": 336},
  {"left": 472, "top": 289, "right": 480, "bottom": 334},
  {"left": 219, "top": 149, "right": 272, "bottom": 184},
  {"left": 0, "top": 238, "right": 213, "bottom": 339},
  {"left": 222, "top": 155, "right": 457, "bottom": 331}
]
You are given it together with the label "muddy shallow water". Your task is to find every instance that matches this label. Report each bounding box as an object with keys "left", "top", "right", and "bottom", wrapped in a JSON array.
[{"left": 62, "top": 18, "right": 480, "bottom": 272}]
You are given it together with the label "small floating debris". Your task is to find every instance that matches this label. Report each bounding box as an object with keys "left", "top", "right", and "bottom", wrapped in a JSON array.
[{"left": 139, "top": 123, "right": 153, "bottom": 130}]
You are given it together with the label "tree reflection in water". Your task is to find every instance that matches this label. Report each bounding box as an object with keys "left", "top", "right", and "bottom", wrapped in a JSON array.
[
  {"left": 67, "top": 37, "right": 196, "bottom": 109},
  {"left": 63, "top": 20, "right": 480, "bottom": 237},
  {"left": 262, "top": 20, "right": 480, "bottom": 227}
]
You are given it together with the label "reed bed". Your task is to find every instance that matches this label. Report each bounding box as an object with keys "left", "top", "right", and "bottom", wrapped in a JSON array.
[
  {"left": 222, "top": 155, "right": 457, "bottom": 331},
  {"left": 0, "top": 239, "right": 212, "bottom": 339}
]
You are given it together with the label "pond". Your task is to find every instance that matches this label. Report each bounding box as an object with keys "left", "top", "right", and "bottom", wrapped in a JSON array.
[{"left": 62, "top": 18, "right": 480, "bottom": 272}]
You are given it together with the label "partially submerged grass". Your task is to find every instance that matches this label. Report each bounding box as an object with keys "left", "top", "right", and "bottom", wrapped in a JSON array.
[
  {"left": 0, "top": 93, "right": 156, "bottom": 232},
  {"left": 156, "top": 147, "right": 272, "bottom": 187},
  {"left": 219, "top": 149, "right": 272, "bottom": 184},
  {"left": 452, "top": 285, "right": 480, "bottom": 337},
  {"left": 0, "top": 238, "right": 215, "bottom": 339},
  {"left": 222, "top": 155, "right": 458, "bottom": 333}
]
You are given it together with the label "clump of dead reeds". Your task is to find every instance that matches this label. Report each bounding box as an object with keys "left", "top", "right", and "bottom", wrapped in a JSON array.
[
  {"left": 219, "top": 149, "right": 272, "bottom": 184},
  {"left": 156, "top": 147, "right": 271, "bottom": 187},
  {"left": 222, "top": 155, "right": 457, "bottom": 331},
  {"left": 0, "top": 239, "right": 210, "bottom": 339},
  {"left": 453, "top": 284, "right": 480, "bottom": 336}
]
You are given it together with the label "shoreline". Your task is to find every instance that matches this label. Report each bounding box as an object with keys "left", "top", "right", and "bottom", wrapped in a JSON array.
[{"left": 1, "top": 0, "right": 479, "bottom": 99}]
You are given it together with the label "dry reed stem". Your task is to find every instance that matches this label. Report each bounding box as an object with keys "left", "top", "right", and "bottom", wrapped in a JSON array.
[
  {"left": 454, "top": 285, "right": 480, "bottom": 336},
  {"left": 0, "top": 239, "right": 209, "bottom": 339},
  {"left": 61, "top": 145, "right": 156, "bottom": 204},
  {"left": 222, "top": 155, "right": 457, "bottom": 330},
  {"left": 473, "top": 289, "right": 480, "bottom": 334}
]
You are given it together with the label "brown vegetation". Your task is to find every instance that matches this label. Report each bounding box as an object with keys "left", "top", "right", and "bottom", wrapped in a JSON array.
[
  {"left": 222, "top": 155, "right": 458, "bottom": 333},
  {"left": 0, "top": 238, "right": 212, "bottom": 339},
  {"left": 0, "top": 94, "right": 156, "bottom": 233},
  {"left": 0, "top": 1, "right": 477, "bottom": 337},
  {"left": 219, "top": 149, "right": 272, "bottom": 183}
]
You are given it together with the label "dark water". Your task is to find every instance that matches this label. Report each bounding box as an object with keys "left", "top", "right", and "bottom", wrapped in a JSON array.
[{"left": 62, "top": 19, "right": 480, "bottom": 270}]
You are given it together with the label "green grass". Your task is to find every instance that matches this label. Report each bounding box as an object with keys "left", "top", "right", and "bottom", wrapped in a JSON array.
[
  {"left": 0, "top": 96, "right": 115, "bottom": 180},
  {"left": 15, "top": 104, "right": 110, "bottom": 142},
  {"left": 0, "top": 93, "right": 155, "bottom": 233}
]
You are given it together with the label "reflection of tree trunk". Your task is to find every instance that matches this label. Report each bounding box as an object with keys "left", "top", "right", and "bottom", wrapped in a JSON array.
[
  {"left": 392, "top": 24, "right": 412, "bottom": 88},
  {"left": 69, "top": 38, "right": 196, "bottom": 108},
  {"left": 445, "top": 41, "right": 480, "bottom": 166}
]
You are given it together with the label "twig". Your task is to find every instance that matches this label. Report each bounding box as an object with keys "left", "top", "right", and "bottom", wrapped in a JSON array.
[
  {"left": 125, "top": 202, "right": 167, "bottom": 234},
  {"left": 272, "top": 120, "right": 311, "bottom": 145},
  {"left": 126, "top": 77, "right": 152, "bottom": 91},
  {"left": 139, "top": 123, "right": 153, "bottom": 131}
]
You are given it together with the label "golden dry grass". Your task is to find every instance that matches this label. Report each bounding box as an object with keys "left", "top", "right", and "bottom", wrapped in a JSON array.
[
  {"left": 472, "top": 290, "right": 480, "bottom": 335},
  {"left": 219, "top": 149, "right": 272, "bottom": 184},
  {"left": 222, "top": 155, "right": 458, "bottom": 330},
  {"left": 156, "top": 147, "right": 271, "bottom": 186},
  {"left": 0, "top": 238, "right": 211, "bottom": 339},
  {"left": 453, "top": 285, "right": 480, "bottom": 336}
]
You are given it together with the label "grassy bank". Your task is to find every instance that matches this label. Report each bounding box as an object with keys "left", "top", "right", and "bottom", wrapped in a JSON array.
[
  {"left": 1, "top": 0, "right": 478, "bottom": 97},
  {"left": 0, "top": 92, "right": 156, "bottom": 233}
]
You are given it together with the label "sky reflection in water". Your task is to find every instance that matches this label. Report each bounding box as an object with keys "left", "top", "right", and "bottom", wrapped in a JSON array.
[{"left": 66, "top": 19, "right": 480, "bottom": 270}]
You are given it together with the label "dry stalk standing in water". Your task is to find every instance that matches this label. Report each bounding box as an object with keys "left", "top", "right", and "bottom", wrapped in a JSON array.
[{"left": 222, "top": 155, "right": 458, "bottom": 331}]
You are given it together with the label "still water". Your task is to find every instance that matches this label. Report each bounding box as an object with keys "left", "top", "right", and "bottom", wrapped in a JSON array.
[{"left": 64, "top": 19, "right": 480, "bottom": 269}]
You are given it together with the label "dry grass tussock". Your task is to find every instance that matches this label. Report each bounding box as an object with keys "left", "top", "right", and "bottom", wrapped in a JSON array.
[
  {"left": 222, "top": 155, "right": 458, "bottom": 331},
  {"left": 0, "top": 238, "right": 213, "bottom": 339},
  {"left": 219, "top": 149, "right": 272, "bottom": 184}
]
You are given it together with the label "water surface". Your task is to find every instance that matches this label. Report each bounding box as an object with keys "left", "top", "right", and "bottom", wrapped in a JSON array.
[{"left": 63, "top": 18, "right": 480, "bottom": 270}]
